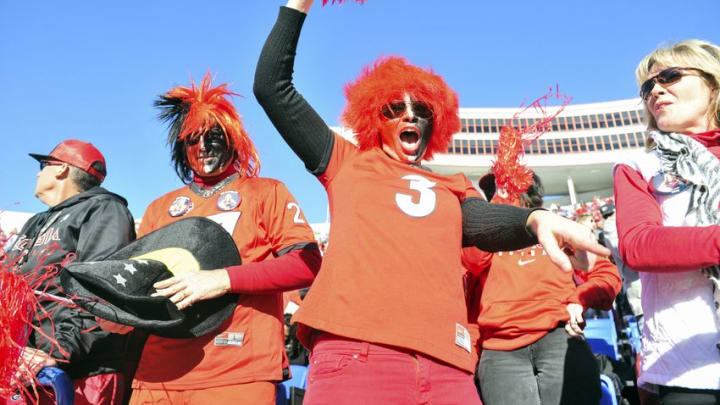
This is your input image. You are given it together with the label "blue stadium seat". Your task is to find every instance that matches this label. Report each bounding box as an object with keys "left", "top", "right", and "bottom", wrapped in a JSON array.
[
  {"left": 585, "top": 317, "right": 621, "bottom": 361},
  {"left": 276, "top": 364, "right": 308, "bottom": 405},
  {"left": 599, "top": 374, "right": 619, "bottom": 405},
  {"left": 37, "top": 367, "right": 74, "bottom": 405}
]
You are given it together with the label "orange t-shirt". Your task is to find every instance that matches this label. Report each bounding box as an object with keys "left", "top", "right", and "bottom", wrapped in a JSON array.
[
  {"left": 133, "top": 175, "right": 316, "bottom": 390},
  {"left": 472, "top": 245, "right": 621, "bottom": 351},
  {"left": 294, "top": 134, "right": 481, "bottom": 372}
]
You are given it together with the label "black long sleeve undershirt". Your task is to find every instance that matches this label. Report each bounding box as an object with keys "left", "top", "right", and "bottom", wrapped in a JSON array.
[
  {"left": 254, "top": 6, "right": 539, "bottom": 252},
  {"left": 253, "top": 6, "right": 334, "bottom": 175}
]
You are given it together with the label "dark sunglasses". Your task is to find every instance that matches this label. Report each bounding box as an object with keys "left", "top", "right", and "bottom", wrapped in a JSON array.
[
  {"left": 640, "top": 67, "right": 708, "bottom": 100},
  {"left": 39, "top": 160, "right": 62, "bottom": 170},
  {"left": 381, "top": 100, "right": 433, "bottom": 120}
]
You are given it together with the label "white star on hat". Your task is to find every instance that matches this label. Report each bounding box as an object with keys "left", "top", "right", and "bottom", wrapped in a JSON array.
[
  {"left": 136, "top": 259, "right": 149, "bottom": 265},
  {"left": 124, "top": 263, "right": 138, "bottom": 274},
  {"left": 113, "top": 273, "right": 127, "bottom": 287}
]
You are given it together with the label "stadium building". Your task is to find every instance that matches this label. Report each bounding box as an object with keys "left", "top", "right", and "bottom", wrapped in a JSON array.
[{"left": 425, "top": 97, "right": 648, "bottom": 206}]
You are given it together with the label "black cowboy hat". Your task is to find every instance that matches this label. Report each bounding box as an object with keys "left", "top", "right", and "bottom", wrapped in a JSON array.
[{"left": 59, "top": 217, "right": 240, "bottom": 338}]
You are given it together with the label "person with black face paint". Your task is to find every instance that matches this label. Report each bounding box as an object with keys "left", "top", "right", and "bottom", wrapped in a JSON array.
[
  {"left": 127, "top": 74, "right": 322, "bottom": 405},
  {"left": 253, "top": 1, "right": 611, "bottom": 404}
]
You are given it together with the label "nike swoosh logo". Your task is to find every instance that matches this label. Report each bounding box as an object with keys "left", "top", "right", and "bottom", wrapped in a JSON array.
[{"left": 518, "top": 259, "right": 536, "bottom": 266}]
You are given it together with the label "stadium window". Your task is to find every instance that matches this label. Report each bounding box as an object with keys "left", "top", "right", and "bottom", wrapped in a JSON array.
[
  {"left": 461, "top": 139, "right": 469, "bottom": 154},
  {"left": 454, "top": 139, "right": 461, "bottom": 154},
  {"left": 565, "top": 117, "right": 574, "bottom": 131},
  {"left": 577, "top": 137, "right": 586, "bottom": 152},
  {"left": 490, "top": 119, "right": 498, "bottom": 133},
  {"left": 627, "top": 133, "right": 637, "bottom": 147},
  {"left": 620, "top": 133, "right": 629, "bottom": 148},
  {"left": 570, "top": 138, "right": 579, "bottom": 152},
  {"left": 637, "top": 132, "right": 647, "bottom": 147},
  {"left": 622, "top": 111, "right": 631, "bottom": 126},
  {"left": 598, "top": 114, "right": 607, "bottom": 128},
  {"left": 574, "top": 116, "right": 582, "bottom": 130},
  {"left": 468, "top": 121, "right": 475, "bottom": 133},
  {"left": 491, "top": 140, "right": 498, "bottom": 154},
  {"left": 582, "top": 115, "right": 590, "bottom": 129},
  {"left": 587, "top": 138, "right": 596, "bottom": 151},
  {"left": 562, "top": 138, "right": 571, "bottom": 152},
  {"left": 461, "top": 118, "right": 467, "bottom": 132},
  {"left": 602, "top": 135, "right": 612, "bottom": 150},
  {"left": 551, "top": 118, "right": 559, "bottom": 132},
  {"left": 482, "top": 119, "right": 489, "bottom": 133},
  {"left": 538, "top": 139, "right": 546, "bottom": 154},
  {"left": 611, "top": 134, "right": 620, "bottom": 150},
  {"left": 605, "top": 113, "right": 615, "bottom": 127},
  {"left": 630, "top": 110, "right": 640, "bottom": 125},
  {"left": 614, "top": 112, "right": 622, "bottom": 126}
]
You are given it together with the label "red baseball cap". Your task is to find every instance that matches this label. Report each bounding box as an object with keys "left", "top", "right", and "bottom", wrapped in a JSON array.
[{"left": 29, "top": 139, "right": 107, "bottom": 182}]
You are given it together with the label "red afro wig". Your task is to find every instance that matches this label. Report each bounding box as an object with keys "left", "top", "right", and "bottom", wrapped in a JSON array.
[
  {"left": 156, "top": 73, "right": 260, "bottom": 182},
  {"left": 341, "top": 56, "right": 460, "bottom": 160}
]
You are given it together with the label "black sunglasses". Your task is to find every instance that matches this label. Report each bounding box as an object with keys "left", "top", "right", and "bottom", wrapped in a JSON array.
[
  {"left": 640, "top": 67, "right": 707, "bottom": 100},
  {"left": 381, "top": 100, "right": 433, "bottom": 120},
  {"left": 39, "top": 160, "right": 62, "bottom": 170}
]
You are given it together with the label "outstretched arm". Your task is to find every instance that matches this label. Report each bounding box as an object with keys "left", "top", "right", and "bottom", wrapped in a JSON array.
[
  {"left": 254, "top": 1, "right": 334, "bottom": 175},
  {"left": 462, "top": 198, "right": 610, "bottom": 272}
]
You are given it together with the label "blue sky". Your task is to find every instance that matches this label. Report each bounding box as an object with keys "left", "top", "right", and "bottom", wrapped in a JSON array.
[{"left": 1, "top": 1, "right": 718, "bottom": 223}]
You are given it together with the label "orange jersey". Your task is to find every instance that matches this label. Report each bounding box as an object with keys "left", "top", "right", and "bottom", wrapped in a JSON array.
[
  {"left": 472, "top": 245, "right": 621, "bottom": 351},
  {"left": 294, "top": 134, "right": 482, "bottom": 372},
  {"left": 133, "top": 175, "right": 316, "bottom": 390}
]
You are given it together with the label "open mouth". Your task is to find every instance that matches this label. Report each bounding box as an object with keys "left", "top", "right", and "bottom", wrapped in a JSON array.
[{"left": 399, "top": 127, "right": 421, "bottom": 156}]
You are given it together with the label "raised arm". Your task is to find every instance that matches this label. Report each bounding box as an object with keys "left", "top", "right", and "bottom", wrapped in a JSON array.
[{"left": 253, "top": 1, "right": 334, "bottom": 175}]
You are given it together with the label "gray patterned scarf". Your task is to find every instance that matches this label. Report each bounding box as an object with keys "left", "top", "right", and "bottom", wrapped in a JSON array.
[{"left": 652, "top": 130, "right": 720, "bottom": 349}]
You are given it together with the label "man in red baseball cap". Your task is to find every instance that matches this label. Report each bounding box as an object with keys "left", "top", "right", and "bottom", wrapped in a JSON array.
[{"left": 3, "top": 139, "right": 136, "bottom": 405}]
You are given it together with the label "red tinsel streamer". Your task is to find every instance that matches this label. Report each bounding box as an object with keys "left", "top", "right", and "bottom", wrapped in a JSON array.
[
  {"left": 492, "top": 86, "right": 571, "bottom": 204},
  {"left": 322, "top": 0, "right": 366, "bottom": 5},
  {"left": 0, "top": 243, "right": 74, "bottom": 403}
]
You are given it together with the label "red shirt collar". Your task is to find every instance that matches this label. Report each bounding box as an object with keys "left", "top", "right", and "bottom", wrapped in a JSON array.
[{"left": 689, "top": 129, "right": 720, "bottom": 148}]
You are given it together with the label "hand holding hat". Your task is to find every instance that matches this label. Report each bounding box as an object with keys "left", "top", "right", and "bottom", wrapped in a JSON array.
[
  {"left": 60, "top": 217, "right": 242, "bottom": 338},
  {"left": 152, "top": 269, "right": 231, "bottom": 310}
]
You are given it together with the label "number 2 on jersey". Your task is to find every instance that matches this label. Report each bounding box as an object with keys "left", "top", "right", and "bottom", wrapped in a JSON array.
[
  {"left": 287, "top": 202, "right": 306, "bottom": 224},
  {"left": 395, "top": 174, "right": 437, "bottom": 218}
]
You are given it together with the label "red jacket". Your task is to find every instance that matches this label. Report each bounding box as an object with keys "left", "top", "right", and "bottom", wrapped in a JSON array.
[{"left": 467, "top": 246, "right": 620, "bottom": 351}]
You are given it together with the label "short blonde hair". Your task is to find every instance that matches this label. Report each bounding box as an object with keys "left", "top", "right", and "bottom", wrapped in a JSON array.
[{"left": 636, "top": 39, "right": 720, "bottom": 132}]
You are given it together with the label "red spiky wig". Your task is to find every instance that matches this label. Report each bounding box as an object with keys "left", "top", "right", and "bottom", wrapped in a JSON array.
[
  {"left": 342, "top": 56, "right": 460, "bottom": 161},
  {"left": 155, "top": 73, "right": 260, "bottom": 183},
  {"left": 491, "top": 88, "right": 571, "bottom": 205}
]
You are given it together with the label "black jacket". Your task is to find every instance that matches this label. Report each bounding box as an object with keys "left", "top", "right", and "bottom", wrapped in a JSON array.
[{"left": 4, "top": 187, "right": 136, "bottom": 378}]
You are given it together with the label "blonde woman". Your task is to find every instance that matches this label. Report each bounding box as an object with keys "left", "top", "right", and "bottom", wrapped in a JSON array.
[{"left": 614, "top": 39, "right": 720, "bottom": 405}]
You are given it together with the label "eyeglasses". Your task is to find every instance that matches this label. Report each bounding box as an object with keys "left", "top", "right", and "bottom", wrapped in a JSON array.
[
  {"left": 640, "top": 67, "right": 708, "bottom": 100},
  {"left": 39, "top": 160, "right": 62, "bottom": 171},
  {"left": 381, "top": 100, "right": 433, "bottom": 120}
]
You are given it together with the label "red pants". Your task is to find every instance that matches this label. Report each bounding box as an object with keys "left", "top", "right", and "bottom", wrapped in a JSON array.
[
  {"left": 304, "top": 334, "right": 482, "bottom": 405},
  {"left": 1, "top": 373, "right": 124, "bottom": 405}
]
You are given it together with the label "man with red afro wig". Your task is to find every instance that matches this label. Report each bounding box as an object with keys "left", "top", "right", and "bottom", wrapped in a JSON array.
[
  {"left": 254, "top": 1, "right": 609, "bottom": 403},
  {"left": 124, "top": 73, "right": 322, "bottom": 405}
]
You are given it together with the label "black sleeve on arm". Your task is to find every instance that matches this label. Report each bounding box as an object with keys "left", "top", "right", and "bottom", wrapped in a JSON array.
[
  {"left": 461, "top": 197, "right": 540, "bottom": 252},
  {"left": 253, "top": 6, "right": 334, "bottom": 176}
]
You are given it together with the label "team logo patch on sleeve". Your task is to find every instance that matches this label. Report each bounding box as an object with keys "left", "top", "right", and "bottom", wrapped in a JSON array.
[
  {"left": 168, "top": 196, "right": 193, "bottom": 217},
  {"left": 217, "top": 191, "right": 241, "bottom": 211}
]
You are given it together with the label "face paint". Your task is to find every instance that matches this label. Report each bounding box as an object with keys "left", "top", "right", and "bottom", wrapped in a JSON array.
[
  {"left": 378, "top": 93, "right": 433, "bottom": 164},
  {"left": 184, "top": 126, "right": 233, "bottom": 177}
]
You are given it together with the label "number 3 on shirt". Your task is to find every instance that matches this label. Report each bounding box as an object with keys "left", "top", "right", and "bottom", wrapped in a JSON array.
[{"left": 395, "top": 174, "right": 437, "bottom": 218}]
